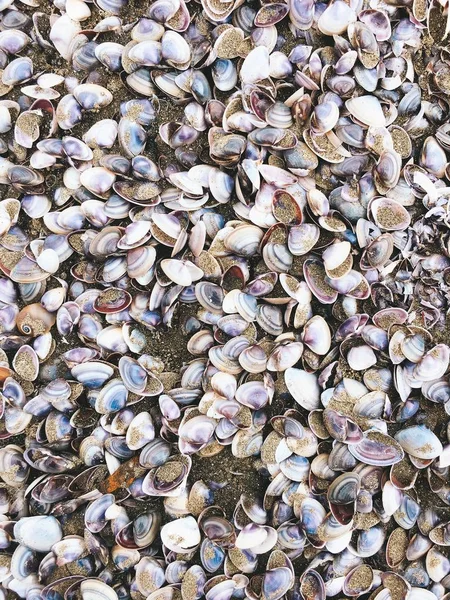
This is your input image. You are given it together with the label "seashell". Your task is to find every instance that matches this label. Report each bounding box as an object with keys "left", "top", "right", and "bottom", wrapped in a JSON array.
[
  {"left": 40, "top": 72, "right": 64, "bottom": 85},
  {"left": 311, "top": 101, "right": 340, "bottom": 134},
  {"left": 15, "top": 110, "right": 42, "bottom": 148},
  {"left": 10, "top": 544, "right": 39, "bottom": 580},
  {"left": 36, "top": 248, "right": 60, "bottom": 274},
  {"left": 408, "top": 590, "right": 440, "bottom": 600},
  {"left": 347, "top": 345, "right": 377, "bottom": 371},
  {"left": 422, "top": 378, "right": 450, "bottom": 404},
  {"left": 241, "top": 47, "right": 270, "bottom": 84},
  {"left": 0, "top": 445, "right": 29, "bottom": 487},
  {"left": 66, "top": 0, "right": 91, "bottom": 20},
  {"left": 161, "top": 516, "right": 200, "bottom": 553},
  {"left": 0, "top": 30, "right": 30, "bottom": 54},
  {"left": 84, "top": 119, "right": 119, "bottom": 149},
  {"left": 255, "top": 3, "right": 288, "bottom": 26},
  {"left": 328, "top": 472, "right": 361, "bottom": 506},
  {"left": 50, "top": 14, "right": 81, "bottom": 59},
  {"left": 16, "top": 303, "right": 56, "bottom": 336},
  {"left": 73, "top": 83, "right": 113, "bottom": 110},
  {"left": 285, "top": 368, "right": 320, "bottom": 410},
  {"left": 134, "top": 556, "right": 165, "bottom": 595},
  {"left": 80, "top": 579, "right": 118, "bottom": 600},
  {"left": 12, "top": 345, "right": 39, "bottom": 381},
  {"left": 426, "top": 546, "right": 450, "bottom": 583},
  {"left": 349, "top": 430, "right": 404, "bottom": 466},
  {"left": 299, "top": 570, "right": 325, "bottom": 600},
  {"left": 94, "top": 288, "right": 132, "bottom": 314},
  {"left": 288, "top": 223, "right": 320, "bottom": 255},
  {"left": 343, "top": 565, "right": 373, "bottom": 596},
  {"left": 56, "top": 94, "right": 83, "bottom": 130},
  {"left": 14, "top": 516, "right": 63, "bottom": 552},
  {"left": 93, "top": 42, "right": 124, "bottom": 72},
  {"left": 140, "top": 438, "right": 171, "bottom": 469},
  {"left": 2, "top": 56, "right": 33, "bottom": 86},
  {"left": 239, "top": 344, "right": 268, "bottom": 373},
  {"left": 302, "top": 316, "right": 331, "bottom": 355},
  {"left": 8, "top": 165, "right": 44, "bottom": 189},
  {"left": 318, "top": 1, "right": 356, "bottom": 35},
  {"left": 161, "top": 259, "right": 203, "bottom": 286},
  {"left": 395, "top": 425, "right": 443, "bottom": 459},
  {"left": 414, "top": 345, "right": 449, "bottom": 382},
  {"left": 356, "top": 525, "right": 385, "bottom": 557},
  {"left": 261, "top": 567, "right": 293, "bottom": 600},
  {"left": 359, "top": 9, "right": 391, "bottom": 41},
  {"left": 95, "top": 379, "right": 128, "bottom": 415},
  {"left": 126, "top": 412, "right": 155, "bottom": 450},
  {"left": 303, "top": 258, "right": 338, "bottom": 304},
  {"left": 345, "top": 95, "right": 385, "bottom": 127},
  {"left": 129, "top": 40, "right": 162, "bottom": 66},
  {"left": 72, "top": 361, "right": 114, "bottom": 388},
  {"left": 267, "top": 342, "right": 303, "bottom": 372},
  {"left": 372, "top": 155, "right": 399, "bottom": 197},
  {"left": 161, "top": 31, "right": 190, "bottom": 69},
  {"left": 420, "top": 136, "right": 447, "bottom": 178},
  {"left": 236, "top": 380, "right": 271, "bottom": 410},
  {"left": 80, "top": 167, "right": 116, "bottom": 197}
]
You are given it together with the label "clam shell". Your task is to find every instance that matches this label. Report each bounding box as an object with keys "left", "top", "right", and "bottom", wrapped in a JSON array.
[
  {"left": 395, "top": 425, "right": 443, "bottom": 459},
  {"left": 349, "top": 431, "right": 404, "bottom": 466},
  {"left": 14, "top": 516, "right": 63, "bottom": 552},
  {"left": 81, "top": 579, "right": 118, "bottom": 600},
  {"left": 370, "top": 198, "right": 411, "bottom": 231},
  {"left": 284, "top": 368, "right": 320, "bottom": 411},
  {"left": 241, "top": 47, "right": 270, "bottom": 84},
  {"left": 318, "top": 1, "right": 356, "bottom": 35},
  {"left": 161, "top": 516, "right": 200, "bottom": 553},
  {"left": 345, "top": 95, "right": 385, "bottom": 127}
]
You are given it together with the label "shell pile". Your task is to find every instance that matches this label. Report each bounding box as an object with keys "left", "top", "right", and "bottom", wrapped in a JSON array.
[{"left": 2, "top": 0, "right": 450, "bottom": 599}]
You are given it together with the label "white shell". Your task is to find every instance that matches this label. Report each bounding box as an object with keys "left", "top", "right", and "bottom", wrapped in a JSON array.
[
  {"left": 240, "top": 47, "right": 270, "bottom": 84},
  {"left": 0, "top": 105, "right": 11, "bottom": 133},
  {"left": 347, "top": 345, "right": 377, "bottom": 371},
  {"left": 322, "top": 241, "right": 351, "bottom": 271},
  {"left": 14, "top": 516, "right": 63, "bottom": 552},
  {"left": 160, "top": 516, "right": 201, "bottom": 553},
  {"left": 302, "top": 315, "right": 331, "bottom": 356},
  {"left": 284, "top": 368, "right": 320, "bottom": 410},
  {"left": 37, "top": 73, "right": 65, "bottom": 88},
  {"left": 50, "top": 14, "right": 81, "bottom": 60},
  {"left": 80, "top": 167, "right": 116, "bottom": 196},
  {"left": 125, "top": 412, "right": 155, "bottom": 450},
  {"left": 395, "top": 425, "right": 443, "bottom": 460},
  {"left": 66, "top": 0, "right": 91, "bottom": 21},
  {"left": 161, "top": 259, "right": 203, "bottom": 286},
  {"left": 235, "top": 524, "right": 277, "bottom": 554},
  {"left": 318, "top": 1, "right": 356, "bottom": 35},
  {"left": 83, "top": 119, "right": 118, "bottom": 148},
  {"left": 80, "top": 579, "right": 118, "bottom": 600},
  {"left": 345, "top": 95, "right": 386, "bottom": 127},
  {"left": 407, "top": 589, "right": 437, "bottom": 600},
  {"left": 438, "top": 444, "right": 450, "bottom": 469},
  {"left": 36, "top": 248, "right": 60, "bottom": 274}
]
